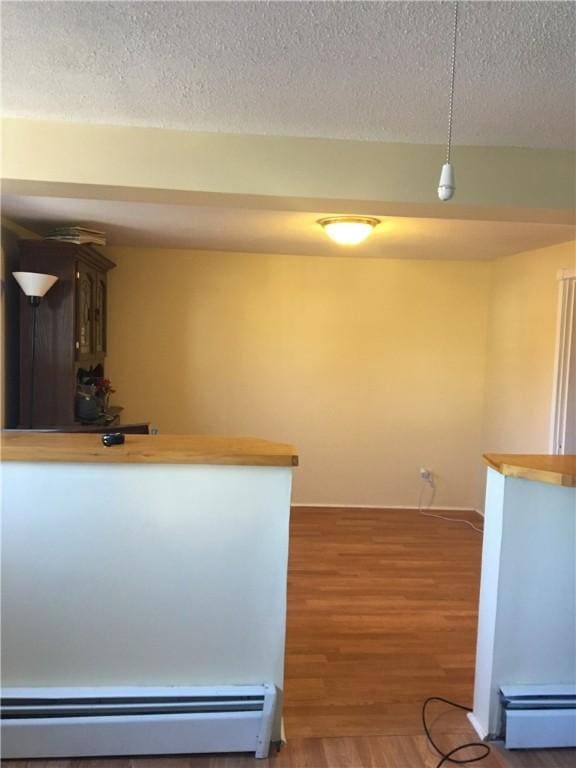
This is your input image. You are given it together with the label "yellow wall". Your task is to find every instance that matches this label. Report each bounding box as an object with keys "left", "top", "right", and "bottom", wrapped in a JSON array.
[
  {"left": 107, "top": 248, "right": 491, "bottom": 508},
  {"left": 483, "top": 240, "right": 576, "bottom": 454},
  {"left": 3, "top": 228, "right": 573, "bottom": 507}
]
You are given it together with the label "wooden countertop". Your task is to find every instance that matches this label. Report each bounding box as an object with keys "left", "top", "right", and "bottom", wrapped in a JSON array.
[
  {"left": 484, "top": 453, "right": 576, "bottom": 487},
  {"left": 1, "top": 432, "right": 299, "bottom": 468}
]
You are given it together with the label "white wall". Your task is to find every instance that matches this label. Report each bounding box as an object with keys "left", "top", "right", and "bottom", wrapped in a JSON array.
[{"left": 2, "top": 461, "right": 293, "bottom": 739}]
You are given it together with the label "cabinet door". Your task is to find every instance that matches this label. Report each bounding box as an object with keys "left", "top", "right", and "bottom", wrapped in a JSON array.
[
  {"left": 94, "top": 274, "right": 107, "bottom": 354},
  {"left": 76, "top": 264, "right": 94, "bottom": 359}
]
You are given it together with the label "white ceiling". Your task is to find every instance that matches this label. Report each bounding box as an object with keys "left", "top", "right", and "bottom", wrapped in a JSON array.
[
  {"left": 2, "top": 1, "right": 575, "bottom": 149},
  {"left": 3, "top": 194, "right": 573, "bottom": 260}
]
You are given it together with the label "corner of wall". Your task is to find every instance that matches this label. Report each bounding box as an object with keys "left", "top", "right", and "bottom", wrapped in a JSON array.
[{"left": 480, "top": 240, "right": 576, "bottom": 474}]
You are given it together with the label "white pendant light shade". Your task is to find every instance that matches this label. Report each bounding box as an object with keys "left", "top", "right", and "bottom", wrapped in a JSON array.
[
  {"left": 318, "top": 217, "right": 380, "bottom": 246},
  {"left": 437, "top": 162, "right": 455, "bottom": 201},
  {"left": 13, "top": 271, "right": 58, "bottom": 298},
  {"left": 437, "top": 3, "right": 459, "bottom": 202}
]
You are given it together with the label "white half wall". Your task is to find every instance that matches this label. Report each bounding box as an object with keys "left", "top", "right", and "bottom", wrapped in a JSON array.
[{"left": 1, "top": 461, "right": 293, "bottom": 740}]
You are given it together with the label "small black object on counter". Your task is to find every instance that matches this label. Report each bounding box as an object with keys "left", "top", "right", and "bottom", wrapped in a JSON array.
[{"left": 102, "top": 433, "right": 125, "bottom": 447}]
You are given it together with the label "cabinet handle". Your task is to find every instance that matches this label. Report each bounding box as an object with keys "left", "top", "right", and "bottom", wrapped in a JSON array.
[
  {"left": 76, "top": 271, "right": 80, "bottom": 279},
  {"left": 75, "top": 341, "right": 80, "bottom": 350}
]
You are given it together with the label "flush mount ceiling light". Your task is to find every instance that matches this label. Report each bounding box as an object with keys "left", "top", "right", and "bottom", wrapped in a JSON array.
[{"left": 318, "top": 217, "right": 380, "bottom": 246}]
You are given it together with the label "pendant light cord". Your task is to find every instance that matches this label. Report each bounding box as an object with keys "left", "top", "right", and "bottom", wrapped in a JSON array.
[{"left": 446, "top": 2, "right": 459, "bottom": 164}]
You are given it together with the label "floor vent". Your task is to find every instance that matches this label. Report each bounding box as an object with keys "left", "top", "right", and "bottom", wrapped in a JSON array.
[
  {"left": 1, "top": 685, "right": 277, "bottom": 759},
  {"left": 500, "top": 684, "right": 576, "bottom": 748}
]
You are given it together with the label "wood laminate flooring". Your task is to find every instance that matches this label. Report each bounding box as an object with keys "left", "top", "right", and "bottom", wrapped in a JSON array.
[
  {"left": 284, "top": 507, "right": 484, "bottom": 739},
  {"left": 3, "top": 508, "right": 574, "bottom": 767},
  {"left": 3, "top": 733, "right": 574, "bottom": 766}
]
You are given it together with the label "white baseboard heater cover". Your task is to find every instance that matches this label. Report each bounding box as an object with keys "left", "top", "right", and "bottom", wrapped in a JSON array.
[
  {"left": 501, "top": 684, "right": 576, "bottom": 749},
  {"left": 0, "top": 685, "right": 277, "bottom": 760}
]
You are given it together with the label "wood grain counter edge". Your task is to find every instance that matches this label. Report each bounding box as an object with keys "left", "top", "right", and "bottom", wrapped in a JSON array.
[
  {"left": 1, "top": 433, "right": 299, "bottom": 468},
  {"left": 484, "top": 453, "right": 576, "bottom": 487}
]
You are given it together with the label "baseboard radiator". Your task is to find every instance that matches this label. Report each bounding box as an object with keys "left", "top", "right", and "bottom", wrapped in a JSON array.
[
  {"left": 0, "top": 685, "right": 277, "bottom": 759},
  {"left": 500, "top": 684, "right": 576, "bottom": 748}
]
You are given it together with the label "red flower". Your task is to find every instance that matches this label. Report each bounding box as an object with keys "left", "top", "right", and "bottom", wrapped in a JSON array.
[{"left": 94, "top": 377, "right": 116, "bottom": 395}]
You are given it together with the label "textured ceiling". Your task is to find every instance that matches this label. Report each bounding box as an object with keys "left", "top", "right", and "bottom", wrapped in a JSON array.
[
  {"left": 3, "top": 194, "right": 574, "bottom": 260},
  {"left": 2, "top": 1, "right": 575, "bottom": 149}
]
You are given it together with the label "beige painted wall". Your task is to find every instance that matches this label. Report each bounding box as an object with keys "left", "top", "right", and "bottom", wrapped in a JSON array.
[
  {"left": 482, "top": 240, "right": 576, "bottom": 455},
  {"left": 3, "top": 230, "right": 573, "bottom": 506},
  {"left": 3, "top": 118, "right": 575, "bottom": 216},
  {"left": 107, "top": 248, "right": 491, "bottom": 508}
]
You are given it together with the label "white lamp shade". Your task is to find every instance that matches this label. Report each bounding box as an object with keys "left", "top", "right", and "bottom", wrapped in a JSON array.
[
  {"left": 437, "top": 163, "right": 455, "bottom": 201},
  {"left": 13, "top": 271, "right": 58, "bottom": 298},
  {"left": 318, "top": 217, "right": 380, "bottom": 246}
]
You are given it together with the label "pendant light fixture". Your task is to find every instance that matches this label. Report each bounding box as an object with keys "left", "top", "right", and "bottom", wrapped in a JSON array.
[
  {"left": 438, "top": 2, "right": 459, "bottom": 202},
  {"left": 318, "top": 216, "right": 380, "bottom": 246}
]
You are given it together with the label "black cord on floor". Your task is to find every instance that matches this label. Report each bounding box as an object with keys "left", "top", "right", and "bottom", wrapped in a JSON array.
[{"left": 422, "top": 696, "right": 491, "bottom": 767}]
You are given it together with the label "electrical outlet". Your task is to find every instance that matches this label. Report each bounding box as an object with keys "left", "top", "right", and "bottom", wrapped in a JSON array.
[{"left": 420, "top": 467, "right": 433, "bottom": 482}]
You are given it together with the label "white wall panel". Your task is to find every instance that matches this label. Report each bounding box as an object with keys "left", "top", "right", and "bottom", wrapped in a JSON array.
[{"left": 1, "top": 462, "right": 293, "bottom": 738}]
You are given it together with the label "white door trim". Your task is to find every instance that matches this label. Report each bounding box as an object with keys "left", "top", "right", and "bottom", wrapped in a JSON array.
[{"left": 550, "top": 269, "right": 576, "bottom": 454}]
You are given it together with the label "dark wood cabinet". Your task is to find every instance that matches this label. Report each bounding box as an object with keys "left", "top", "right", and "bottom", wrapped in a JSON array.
[
  {"left": 76, "top": 263, "right": 95, "bottom": 359},
  {"left": 75, "top": 262, "right": 108, "bottom": 359},
  {"left": 18, "top": 240, "right": 116, "bottom": 427},
  {"left": 94, "top": 273, "right": 107, "bottom": 355}
]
